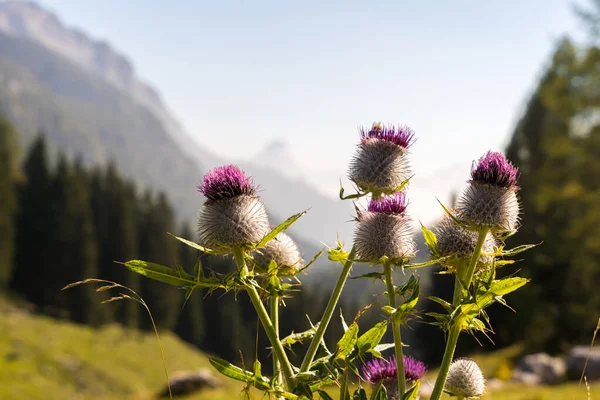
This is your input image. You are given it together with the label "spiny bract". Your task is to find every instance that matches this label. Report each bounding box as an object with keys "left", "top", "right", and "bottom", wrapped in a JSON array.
[
  {"left": 434, "top": 212, "right": 496, "bottom": 272},
  {"left": 354, "top": 193, "right": 416, "bottom": 263},
  {"left": 349, "top": 123, "right": 414, "bottom": 195},
  {"left": 252, "top": 232, "right": 303, "bottom": 276},
  {"left": 196, "top": 165, "right": 270, "bottom": 252}
]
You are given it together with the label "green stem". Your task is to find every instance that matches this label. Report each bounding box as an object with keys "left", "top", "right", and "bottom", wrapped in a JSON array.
[
  {"left": 462, "top": 229, "right": 489, "bottom": 299},
  {"left": 383, "top": 261, "right": 406, "bottom": 397},
  {"left": 300, "top": 246, "right": 356, "bottom": 372},
  {"left": 270, "top": 294, "right": 282, "bottom": 395},
  {"left": 430, "top": 322, "right": 461, "bottom": 400},
  {"left": 429, "top": 228, "right": 489, "bottom": 400},
  {"left": 232, "top": 248, "right": 294, "bottom": 390},
  {"left": 451, "top": 259, "right": 468, "bottom": 308}
]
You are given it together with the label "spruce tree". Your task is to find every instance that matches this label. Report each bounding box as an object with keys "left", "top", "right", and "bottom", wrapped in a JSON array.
[
  {"left": 0, "top": 116, "right": 19, "bottom": 290},
  {"left": 90, "top": 162, "right": 140, "bottom": 327},
  {"left": 137, "top": 191, "right": 181, "bottom": 330},
  {"left": 11, "top": 135, "right": 55, "bottom": 304},
  {"left": 50, "top": 156, "right": 103, "bottom": 324}
]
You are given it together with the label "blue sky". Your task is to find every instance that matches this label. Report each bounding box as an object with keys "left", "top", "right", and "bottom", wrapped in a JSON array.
[{"left": 37, "top": 0, "right": 585, "bottom": 220}]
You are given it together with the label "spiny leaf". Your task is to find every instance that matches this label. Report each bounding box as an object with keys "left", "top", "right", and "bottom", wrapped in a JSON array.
[
  {"left": 297, "top": 249, "right": 325, "bottom": 274},
  {"left": 350, "top": 272, "right": 385, "bottom": 280},
  {"left": 402, "top": 379, "right": 420, "bottom": 400},
  {"left": 123, "top": 260, "right": 223, "bottom": 289},
  {"left": 209, "top": 357, "right": 271, "bottom": 390},
  {"left": 257, "top": 211, "right": 308, "bottom": 248},
  {"left": 500, "top": 242, "right": 542, "bottom": 257},
  {"left": 168, "top": 233, "right": 217, "bottom": 254},
  {"left": 335, "top": 322, "right": 359, "bottom": 360},
  {"left": 318, "top": 390, "right": 335, "bottom": 400},
  {"left": 357, "top": 321, "right": 388, "bottom": 354},
  {"left": 428, "top": 296, "right": 453, "bottom": 313},
  {"left": 405, "top": 255, "right": 452, "bottom": 269},
  {"left": 421, "top": 224, "right": 439, "bottom": 256}
]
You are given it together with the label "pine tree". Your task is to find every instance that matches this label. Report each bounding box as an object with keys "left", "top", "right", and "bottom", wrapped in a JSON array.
[
  {"left": 0, "top": 115, "right": 19, "bottom": 290},
  {"left": 174, "top": 224, "right": 206, "bottom": 348},
  {"left": 137, "top": 191, "right": 182, "bottom": 330},
  {"left": 11, "top": 135, "right": 55, "bottom": 304},
  {"left": 50, "top": 156, "right": 103, "bottom": 324},
  {"left": 90, "top": 162, "right": 140, "bottom": 327}
]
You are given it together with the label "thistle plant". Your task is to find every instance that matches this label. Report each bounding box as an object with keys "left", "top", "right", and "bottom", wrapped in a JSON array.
[{"left": 82, "top": 123, "right": 536, "bottom": 400}]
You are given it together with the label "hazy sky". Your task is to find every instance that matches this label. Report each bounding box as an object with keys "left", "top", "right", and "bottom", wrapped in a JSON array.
[{"left": 36, "top": 0, "right": 585, "bottom": 221}]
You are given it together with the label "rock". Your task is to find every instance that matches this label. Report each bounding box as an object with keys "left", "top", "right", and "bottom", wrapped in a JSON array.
[
  {"left": 511, "top": 353, "right": 566, "bottom": 385},
  {"left": 567, "top": 346, "right": 600, "bottom": 381},
  {"left": 157, "top": 368, "right": 221, "bottom": 398}
]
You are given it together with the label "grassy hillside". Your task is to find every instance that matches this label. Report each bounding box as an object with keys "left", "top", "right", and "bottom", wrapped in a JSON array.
[
  {"left": 1, "top": 296, "right": 597, "bottom": 399},
  {"left": 0, "top": 297, "right": 245, "bottom": 399}
]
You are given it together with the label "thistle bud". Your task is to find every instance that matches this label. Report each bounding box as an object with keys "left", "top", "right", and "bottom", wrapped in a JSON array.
[
  {"left": 349, "top": 123, "right": 414, "bottom": 196},
  {"left": 252, "top": 232, "right": 303, "bottom": 276},
  {"left": 354, "top": 192, "right": 416, "bottom": 263},
  {"left": 434, "top": 212, "right": 496, "bottom": 272},
  {"left": 197, "top": 165, "right": 270, "bottom": 252},
  {"left": 361, "top": 355, "right": 427, "bottom": 400},
  {"left": 458, "top": 151, "right": 520, "bottom": 233},
  {"left": 445, "top": 359, "right": 486, "bottom": 398}
]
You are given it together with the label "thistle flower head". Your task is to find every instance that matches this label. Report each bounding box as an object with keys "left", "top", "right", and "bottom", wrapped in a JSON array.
[
  {"left": 445, "top": 358, "right": 486, "bottom": 398},
  {"left": 458, "top": 152, "right": 521, "bottom": 233},
  {"left": 196, "top": 165, "right": 270, "bottom": 252},
  {"left": 434, "top": 212, "right": 496, "bottom": 272},
  {"left": 367, "top": 192, "right": 408, "bottom": 215},
  {"left": 354, "top": 194, "right": 416, "bottom": 263},
  {"left": 349, "top": 123, "right": 414, "bottom": 195},
  {"left": 361, "top": 355, "right": 427, "bottom": 399},
  {"left": 471, "top": 151, "right": 519, "bottom": 188},
  {"left": 360, "top": 123, "right": 415, "bottom": 148},
  {"left": 252, "top": 232, "right": 303, "bottom": 276},
  {"left": 197, "top": 165, "right": 257, "bottom": 201}
]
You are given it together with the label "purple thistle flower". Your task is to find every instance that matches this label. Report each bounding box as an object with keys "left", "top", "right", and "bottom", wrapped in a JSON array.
[
  {"left": 197, "top": 165, "right": 257, "bottom": 201},
  {"left": 470, "top": 151, "right": 519, "bottom": 188},
  {"left": 367, "top": 192, "right": 408, "bottom": 215},
  {"left": 362, "top": 355, "right": 427, "bottom": 385},
  {"left": 360, "top": 123, "right": 415, "bottom": 148}
]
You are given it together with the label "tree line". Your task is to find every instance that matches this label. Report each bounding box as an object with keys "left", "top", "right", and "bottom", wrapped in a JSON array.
[{"left": 0, "top": 119, "right": 380, "bottom": 369}]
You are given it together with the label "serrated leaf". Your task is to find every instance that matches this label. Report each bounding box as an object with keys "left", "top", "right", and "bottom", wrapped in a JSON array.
[
  {"left": 460, "top": 277, "right": 529, "bottom": 321},
  {"left": 350, "top": 272, "right": 385, "bottom": 280},
  {"left": 436, "top": 199, "right": 467, "bottom": 229},
  {"left": 373, "top": 343, "right": 395, "bottom": 354},
  {"left": 335, "top": 323, "right": 359, "bottom": 360},
  {"left": 209, "top": 357, "right": 271, "bottom": 390},
  {"left": 353, "top": 387, "right": 368, "bottom": 400},
  {"left": 123, "top": 260, "right": 224, "bottom": 289},
  {"left": 402, "top": 379, "right": 420, "bottom": 400},
  {"left": 297, "top": 249, "right": 325, "bottom": 274},
  {"left": 168, "top": 233, "right": 217, "bottom": 254},
  {"left": 257, "top": 211, "right": 308, "bottom": 248},
  {"left": 428, "top": 296, "right": 453, "bottom": 313},
  {"left": 357, "top": 321, "right": 388, "bottom": 354},
  {"left": 405, "top": 255, "right": 452, "bottom": 269},
  {"left": 421, "top": 224, "right": 439, "bottom": 255},
  {"left": 281, "top": 323, "right": 320, "bottom": 348},
  {"left": 500, "top": 243, "right": 542, "bottom": 257}
]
